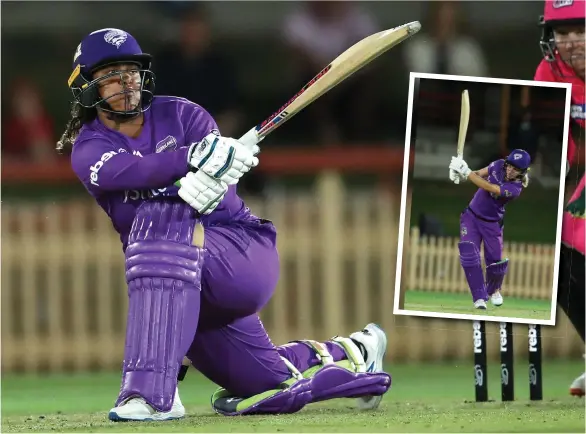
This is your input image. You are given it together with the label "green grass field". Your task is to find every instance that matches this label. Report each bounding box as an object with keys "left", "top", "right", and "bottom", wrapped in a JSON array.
[
  {"left": 2, "top": 361, "right": 584, "bottom": 433},
  {"left": 404, "top": 290, "right": 552, "bottom": 322}
]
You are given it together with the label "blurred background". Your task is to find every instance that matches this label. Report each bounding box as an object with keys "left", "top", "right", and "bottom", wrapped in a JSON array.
[{"left": 1, "top": 0, "right": 584, "bottom": 412}]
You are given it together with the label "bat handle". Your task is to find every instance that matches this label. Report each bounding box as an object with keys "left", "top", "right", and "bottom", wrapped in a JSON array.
[{"left": 238, "top": 127, "right": 263, "bottom": 152}]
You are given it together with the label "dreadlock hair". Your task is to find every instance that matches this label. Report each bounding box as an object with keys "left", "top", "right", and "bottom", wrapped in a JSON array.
[{"left": 56, "top": 101, "right": 97, "bottom": 155}]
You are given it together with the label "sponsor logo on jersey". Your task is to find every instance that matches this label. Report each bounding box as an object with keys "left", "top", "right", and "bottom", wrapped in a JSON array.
[
  {"left": 123, "top": 187, "right": 174, "bottom": 203},
  {"left": 571, "top": 103, "right": 585, "bottom": 120},
  {"left": 89, "top": 151, "right": 118, "bottom": 186},
  {"left": 553, "top": 0, "right": 574, "bottom": 8}
]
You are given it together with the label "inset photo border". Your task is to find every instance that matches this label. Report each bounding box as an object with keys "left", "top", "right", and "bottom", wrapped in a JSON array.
[{"left": 393, "top": 72, "right": 572, "bottom": 326}]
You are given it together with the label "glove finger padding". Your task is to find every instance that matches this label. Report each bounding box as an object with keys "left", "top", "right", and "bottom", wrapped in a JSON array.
[
  {"left": 189, "top": 134, "right": 235, "bottom": 178},
  {"left": 189, "top": 134, "right": 259, "bottom": 185},
  {"left": 178, "top": 171, "right": 227, "bottom": 215},
  {"left": 225, "top": 138, "right": 259, "bottom": 167}
]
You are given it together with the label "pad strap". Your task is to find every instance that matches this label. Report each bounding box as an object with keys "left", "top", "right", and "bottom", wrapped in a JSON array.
[
  {"left": 279, "top": 356, "right": 303, "bottom": 381},
  {"left": 294, "top": 339, "right": 334, "bottom": 366},
  {"left": 331, "top": 336, "right": 366, "bottom": 373}
]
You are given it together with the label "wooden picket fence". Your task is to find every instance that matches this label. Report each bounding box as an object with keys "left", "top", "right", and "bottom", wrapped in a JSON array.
[
  {"left": 1, "top": 173, "right": 583, "bottom": 374},
  {"left": 406, "top": 227, "right": 556, "bottom": 300}
]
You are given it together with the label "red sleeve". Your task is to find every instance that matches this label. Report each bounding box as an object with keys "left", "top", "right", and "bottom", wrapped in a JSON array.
[
  {"left": 566, "top": 131, "right": 577, "bottom": 168},
  {"left": 534, "top": 59, "right": 555, "bottom": 82}
]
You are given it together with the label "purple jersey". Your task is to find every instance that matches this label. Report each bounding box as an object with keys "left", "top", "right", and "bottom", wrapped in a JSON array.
[
  {"left": 468, "top": 159, "right": 523, "bottom": 222},
  {"left": 71, "top": 96, "right": 255, "bottom": 250}
]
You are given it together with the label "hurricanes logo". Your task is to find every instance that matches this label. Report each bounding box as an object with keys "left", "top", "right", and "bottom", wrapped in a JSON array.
[
  {"left": 73, "top": 43, "right": 82, "bottom": 62},
  {"left": 156, "top": 136, "right": 178, "bottom": 153},
  {"left": 104, "top": 29, "right": 128, "bottom": 48}
]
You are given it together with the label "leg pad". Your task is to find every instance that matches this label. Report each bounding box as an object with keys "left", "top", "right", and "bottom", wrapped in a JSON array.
[
  {"left": 211, "top": 362, "right": 390, "bottom": 416},
  {"left": 486, "top": 259, "right": 509, "bottom": 296},
  {"left": 458, "top": 241, "right": 488, "bottom": 302}
]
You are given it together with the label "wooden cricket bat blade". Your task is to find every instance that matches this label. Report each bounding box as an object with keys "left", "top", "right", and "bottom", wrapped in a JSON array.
[
  {"left": 238, "top": 21, "right": 422, "bottom": 150},
  {"left": 457, "top": 90, "right": 470, "bottom": 157},
  {"left": 454, "top": 89, "right": 470, "bottom": 184}
]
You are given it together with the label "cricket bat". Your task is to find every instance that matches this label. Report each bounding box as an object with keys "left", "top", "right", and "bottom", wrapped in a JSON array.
[
  {"left": 237, "top": 21, "right": 422, "bottom": 150},
  {"left": 176, "top": 21, "right": 421, "bottom": 188},
  {"left": 454, "top": 89, "right": 470, "bottom": 185}
]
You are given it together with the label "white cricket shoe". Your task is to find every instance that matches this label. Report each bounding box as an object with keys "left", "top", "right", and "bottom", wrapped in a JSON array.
[
  {"left": 490, "top": 291, "right": 503, "bottom": 306},
  {"left": 349, "top": 323, "right": 388, "bottom": 410},
  {"left": 108, "top": 387, "right": 185, "bottom": 421},
  {"left": 474, "top": 299, "right": 487, "bottom": 310},
  {"left": 570, "top": 372, "right": 585, "bottom": 397}
]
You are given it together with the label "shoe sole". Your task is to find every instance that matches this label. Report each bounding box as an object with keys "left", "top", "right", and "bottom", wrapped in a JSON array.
[
  {"left": 108, "top": 410, "right": 185, "bottom": 422},
  {"left": 356, "top": 323, "right": 388, "bottom": 410},
  {"left": 491, "top": 298, "right": 503, "bottom": 307}
]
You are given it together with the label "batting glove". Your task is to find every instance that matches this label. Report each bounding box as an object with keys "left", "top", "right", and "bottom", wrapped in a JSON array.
[
  {"left": 178, "top": 170, "right": 228, "bottom": 215},
  {"left": 449, "top": 156, "right": 471, "bottom": 179},
  {"left": 187, "top": 132, "right": 260, "bottom": 185},
  {"left": 449, "top": 168, "right": 463, "bottom": 183}
]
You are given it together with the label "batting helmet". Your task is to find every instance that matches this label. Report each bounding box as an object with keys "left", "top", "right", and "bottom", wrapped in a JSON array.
[
  {"left": 67, "top": 28, "right": 155, "bottom": 117},
  {"left": 538, "top": 0, "right": 585, "bottom": 63},
  {"left": 505, "top": 149, "right": 532, "bottom": 171}
]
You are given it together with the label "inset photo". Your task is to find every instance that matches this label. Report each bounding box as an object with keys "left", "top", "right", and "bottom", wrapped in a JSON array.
[{"left": 394, "top": 72, "right": 572, "bottom": 326}]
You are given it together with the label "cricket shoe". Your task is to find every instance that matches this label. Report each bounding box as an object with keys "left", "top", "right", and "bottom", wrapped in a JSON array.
[
  {"left": 490, "top": 291, "right": 503, "bottom": 306},
  {"left": 108, "top": 388, "right": 185, "bottom": 421},
  {"left": 349, "top": 323, "right": 388, "bottom": 410},
  {"left": 474, "top": 299, "right": 487, "bottom": 310},
  {"left": 570, "top": 372, "right": 585, "bottom": 397}
]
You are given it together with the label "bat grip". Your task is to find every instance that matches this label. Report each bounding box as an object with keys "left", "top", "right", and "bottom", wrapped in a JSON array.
[{"left": 238, "top": 127, "right": 263, "bottom": 152}]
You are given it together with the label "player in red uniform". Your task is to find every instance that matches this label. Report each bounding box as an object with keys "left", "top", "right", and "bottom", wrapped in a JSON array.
[{"left": 535, "top": 0, "right": 585, "bottom": 397}]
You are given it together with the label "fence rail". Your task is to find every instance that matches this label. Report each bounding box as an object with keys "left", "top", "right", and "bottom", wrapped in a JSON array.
[
  {"left": 1, "top": 173, "right": 582, "bottom": 374},
  {"left": 406, "top": 227, "right": 556, "bottom": 300}
]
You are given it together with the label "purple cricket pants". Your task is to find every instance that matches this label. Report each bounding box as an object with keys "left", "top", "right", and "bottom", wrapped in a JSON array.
[
  {"left": 459, "top": 208, "right": 504, "bottom": 265},
  {"left": 185, "top": 221, "right": 347, "bottom": 397}
]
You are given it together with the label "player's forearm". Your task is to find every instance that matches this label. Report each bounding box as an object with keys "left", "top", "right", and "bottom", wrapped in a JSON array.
[
  {"left": 90, "top": 147, "right": 190, "bottom": 191},
  {"left": 468, "top": 172, "right": 501, "bottom": 195},
  {"left": 474, "top": 167, "right": 489, "bottom": 179}
]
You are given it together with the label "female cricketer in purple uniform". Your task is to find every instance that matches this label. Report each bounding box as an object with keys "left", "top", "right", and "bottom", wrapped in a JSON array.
[
  {"left": 449, "top": 150, "right": 531, "bottom": 310},
  {"left": 56, "top": 28, "right": 391, "bottom": 422}
]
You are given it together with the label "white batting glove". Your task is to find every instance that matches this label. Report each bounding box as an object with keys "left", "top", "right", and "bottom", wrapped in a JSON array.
[
  {"left": 449, "top": 168, "right": 462, "bottom": 183},
  {"left": 177, "top": 170, "right": 228, "bottom": 215},
  {"left": 449, "top": 156, "right": 471, "bottom": 179},
  {"left": 187, "top": 132, "right": 260, "bottom": 185}
]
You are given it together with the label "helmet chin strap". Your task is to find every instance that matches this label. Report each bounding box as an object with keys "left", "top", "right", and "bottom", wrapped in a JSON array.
[{"left": 98, "top": 99, "right": 142, "bottom": 123}]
